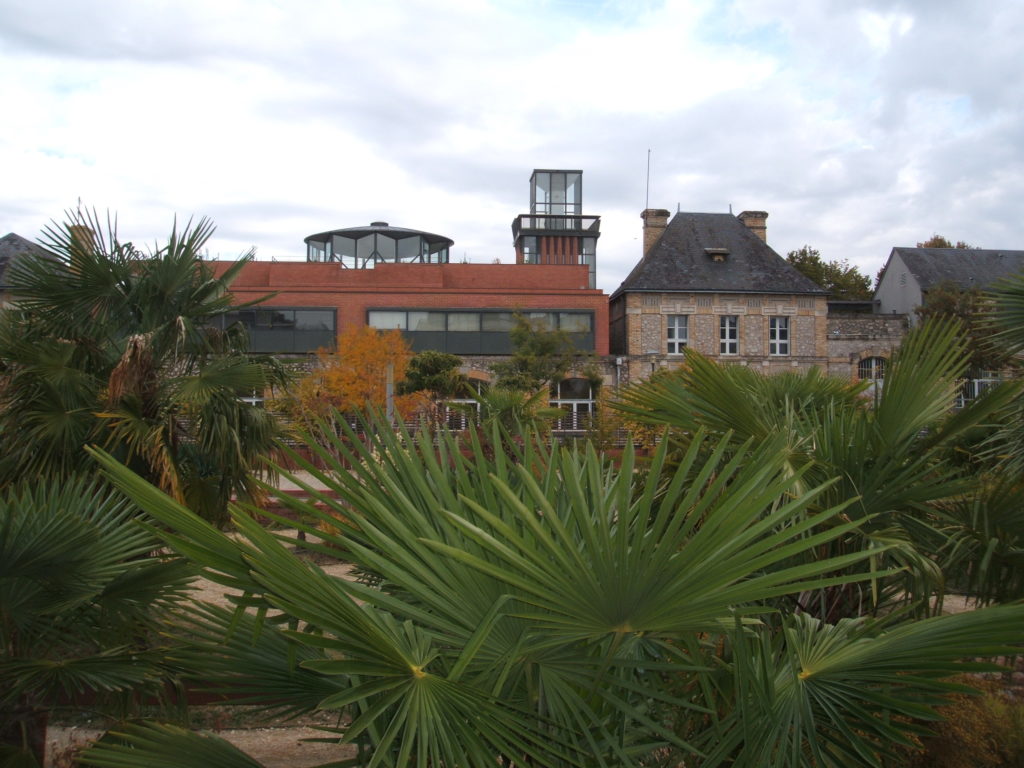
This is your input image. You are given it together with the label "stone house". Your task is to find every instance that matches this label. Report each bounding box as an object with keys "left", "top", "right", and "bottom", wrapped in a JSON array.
[{"left": 609, "top": 209, "right": 831, "bottom": 384}]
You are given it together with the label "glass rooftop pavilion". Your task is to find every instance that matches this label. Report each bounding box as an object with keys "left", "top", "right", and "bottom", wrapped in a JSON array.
[
  {"left": 512, "top": 170, "right": 600, "bottom": 289},
  {"left": 305, "top": 221, "right": 453, "bottom": 268}
]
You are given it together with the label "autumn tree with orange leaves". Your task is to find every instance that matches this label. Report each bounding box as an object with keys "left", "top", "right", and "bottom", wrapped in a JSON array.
[{"left": 285, "top": 326, "right": 417, "bottom": 428}]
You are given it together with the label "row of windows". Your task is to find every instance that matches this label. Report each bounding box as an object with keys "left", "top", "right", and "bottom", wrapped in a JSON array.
[
  {"left": 520, "top": 236, "right": 597, "bottom": 265},
  {"left": 368, "top": 310, "right": 593, "bottom": 334},
  {"left": 665, "top": 315, "right": 791, "bottom": 356},
  {"left": 368, "top": 309, "right": 595, "bottom": 355},
  {"left": 224, "top": 308, "right": 334, "bottom": 330},
  {"left": 215, "top": 307, "right": 337, "bottom": 354}
]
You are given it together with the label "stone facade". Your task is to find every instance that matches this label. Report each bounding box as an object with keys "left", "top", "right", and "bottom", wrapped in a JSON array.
[
  {"left": 615, "top": 290, "right": 830, "bottom": 383},
  {"left": 826, "top": 312, "right": 908, "bottom": 380}
]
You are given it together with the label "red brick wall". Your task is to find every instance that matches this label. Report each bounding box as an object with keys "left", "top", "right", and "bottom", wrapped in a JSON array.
[{"left": 211, "top": 261, "right": 610, "bottom": 354}]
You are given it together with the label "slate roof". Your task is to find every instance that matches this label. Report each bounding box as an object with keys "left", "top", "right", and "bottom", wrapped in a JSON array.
[
  {"left": 610, "top": 212, "right": 826, "bottom": 300},
  {"left": 0, "top": 233, "right": 55, "bottom": 288},
  {"left": 892, "top": 247, "right": 1024, "bottom": 291}
]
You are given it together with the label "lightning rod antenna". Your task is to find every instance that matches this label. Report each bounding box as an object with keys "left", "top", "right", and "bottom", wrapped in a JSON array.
[{"left": 645, "top": 149, "right": 651, "bottom": 211}]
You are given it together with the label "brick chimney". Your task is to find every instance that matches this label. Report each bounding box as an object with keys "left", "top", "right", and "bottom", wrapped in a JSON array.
[
  {"left": 641, "top": 208, "right": 670, "bottom": 256},
  {"left": 738, "top": 210, "right": 768, "bottom": 242}
]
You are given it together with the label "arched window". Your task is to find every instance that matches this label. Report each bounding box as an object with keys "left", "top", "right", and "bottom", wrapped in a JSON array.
[
  {"left": 857, "top": 357, "right": 886, "bottom": 381},
  {"left": 550, "top": 378, "right": 596, "bottom": 432}
]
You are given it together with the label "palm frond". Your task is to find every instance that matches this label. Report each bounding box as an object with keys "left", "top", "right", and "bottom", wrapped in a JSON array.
[{"left": 80, "top": 722, "right": 266, "bottom": 768}]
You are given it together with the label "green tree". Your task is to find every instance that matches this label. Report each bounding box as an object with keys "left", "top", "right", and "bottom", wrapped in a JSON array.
[
  {"left": 397, "top": 350, "right": 469, "bottom": 430},
  {"left": 918, "top": 234, "right": 977, "bottom": 249},
  {"left": 490, "top": 312, "right": 578, "bottom": 391},
  {"left": 0, "top": 209, "right": 289, "bottom": 527},
  {"left": 398, "top": 350, "right": 466, "bottom": 398},
  {"left": 0, "top": 479, "right": 192, "bottom": 766},
  {"left": 915, "top": 280, "right": 1012, "bottom": 373},
  {"left": 785, "top": 245, "right": 872, "bottom": 299},
  {"left": 82, "top": 407, "right": 1024, "bottom": 768}
]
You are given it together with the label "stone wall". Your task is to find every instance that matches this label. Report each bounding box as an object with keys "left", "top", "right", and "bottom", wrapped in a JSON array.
[
  {"left": 826, "top": 313, "right": 908, "bottom": 380},
  {"left": 620, "top": 291, "right": 830, "bottom": 382}
]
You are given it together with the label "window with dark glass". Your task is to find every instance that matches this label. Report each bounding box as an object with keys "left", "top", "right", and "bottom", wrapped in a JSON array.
[
  {"left": 522, "top": 236, "right": 539, "bottom": 264},
  {"left": 295, "top": 310, "right": 333, "bottom": 330}
]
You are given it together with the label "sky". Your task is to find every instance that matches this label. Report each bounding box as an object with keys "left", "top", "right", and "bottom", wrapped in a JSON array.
[{"left": 2, "top": 0, "right": 1022, "bottom": 294}]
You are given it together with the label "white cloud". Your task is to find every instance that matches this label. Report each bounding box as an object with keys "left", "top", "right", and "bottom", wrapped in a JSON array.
[
  {"left": 1, "top": 0, "right": 1022, "bottom": 292},
  {"left": 858, "top": 10, "right": 914, "bottom": 53}
]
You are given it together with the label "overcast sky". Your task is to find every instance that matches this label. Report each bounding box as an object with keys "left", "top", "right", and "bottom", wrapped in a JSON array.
[{"left": 2, "top": 0, "right": 1021, "bottom": 293}]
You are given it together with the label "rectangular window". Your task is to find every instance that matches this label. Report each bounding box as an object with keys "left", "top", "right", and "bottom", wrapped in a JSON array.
[
  {"left": 522, "top": 236, "right": 539, "bottom": 264},
  {"left": 769, "top": 316, "right": 790, "bottom": 355},
  {"left": 368, "top": 311, "right": 407, "bottom": 330},
  {"left": 408, "top": 311, "right": 446, "bottom": 331},
  {"left": 667, "top": 315, "right": 688, "bottom": 354},
  {"left": 558, "top": 312, "right": 592, "bottom": 333},
  {"left": 720, "top": 315, "right": 739, "bottom": 355},
  {"left": 482, "top": 312, "right": 516, "bottom": 332},
  {"left": 294, "top": 310, "right": 334, "bottom": 330},
  {"left": 525, "top": 312, "right": 556, "bottom": 330},
  {"left": 447, "top": 313, "right": 480, "bottom": 332}
]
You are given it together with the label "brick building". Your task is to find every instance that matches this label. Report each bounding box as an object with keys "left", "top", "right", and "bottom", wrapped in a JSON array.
[
  {"left": 210, "top": 255, "right": 608, "bottom": 358},
  {"left": 210, "top": 170, "right": 608, "bottom": 363},
  {"left": 208, "top": 172, "right": 610, "bottom": 423}
]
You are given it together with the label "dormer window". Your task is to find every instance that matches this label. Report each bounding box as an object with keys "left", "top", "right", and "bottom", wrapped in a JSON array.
[{"left": 704, "top": 247, "right": 729, "bottom": 262}]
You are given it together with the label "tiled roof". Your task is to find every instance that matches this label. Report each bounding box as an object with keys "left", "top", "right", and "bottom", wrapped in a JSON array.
[
  {"left": 611, "top": 212, "right": 826, "bottom": 299},
  {"left": 0, "top": 233, "right": 55, "bottom": 288},
  {"left": 893, "top": 247, "right": 1024, "bottom": 291}
]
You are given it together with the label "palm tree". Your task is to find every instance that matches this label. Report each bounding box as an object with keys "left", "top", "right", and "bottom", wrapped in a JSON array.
[
  {"left": 614, "top": 319, "right": 1022, "bottom": 617},
  {"left": 81, "top": 416, "right": 1024, "bottom": 768},
  {"left": 0, "top": 479, "right": 193, "bottom": 767},
  {"left": 0, "top": 208, "right": 289, "bottom": 526}
]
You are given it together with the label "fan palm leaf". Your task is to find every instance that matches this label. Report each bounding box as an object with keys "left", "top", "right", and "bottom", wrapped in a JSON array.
[{"left": 0, "top": 479, "right": 193, "bottom": 765}]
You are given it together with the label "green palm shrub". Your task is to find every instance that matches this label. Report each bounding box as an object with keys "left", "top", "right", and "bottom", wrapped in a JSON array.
[
  {"left": 80, "top": 415, "right": 1024, "bottom": 768},
  {"left": 0, "top": 479, "right": 193, "bottom": 766},
  {"left": 615, "top": 319, "right": 1023, "bottom": 616}
]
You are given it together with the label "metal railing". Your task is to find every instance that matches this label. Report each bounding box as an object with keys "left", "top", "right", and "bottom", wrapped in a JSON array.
[
  {"left": 512, "top": 214, "right": 601, "bottom": 238},
  {"left": 955, "top": 377, "right": 1005, "bottom": 408}
]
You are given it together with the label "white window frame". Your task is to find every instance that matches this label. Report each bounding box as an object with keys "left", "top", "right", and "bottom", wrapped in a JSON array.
[
  {"left": 720, "top": 315, "right": 739, "bottom": 355},
  {"left": 769, "top": 316, "right": 790, "bottom": 356},
  {"left": 857, "top": 356, "right": 886, "bottom": 382},
  {"left": 667, "top": 315, "right": 688, "bottom": 355},
  {"left": 550, "top": 379, "right": 596, "bottom": 432}
]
